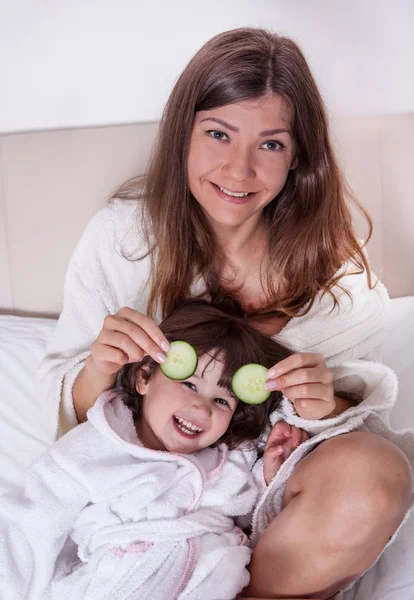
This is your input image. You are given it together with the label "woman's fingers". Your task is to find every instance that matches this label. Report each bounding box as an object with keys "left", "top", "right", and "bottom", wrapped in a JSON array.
[
  {"left": 293, "top": 398, "right": 334, "bottom": 420},
  {"left": 102, "top": 310, "right": 169, "bottom": 364},
  {"left": 89, "top": 308, "right": 170, "bottom": 376},
  {"left": 89, "top": 341, "right": 129, "bottom": 373},
  {"left": 115, "top": 308, "right": 170, "bottom": 351},
  {"left": 280, "top": 383, "right": 333, "bottom": 402},
  {"left": 283, "top": 383, "right": 335, "bottom": 419},
  {"left": 266, "top": 353, "right": 325, "bottom": 380},
  {"left": 266, "top": 364, "right": 333, "bottom": 391},
  {"left": 96, "top": 330, "right": 144, "bottom": 363},
  {"left": 264, "top": 352, "right": 335, "bottom": 419}
]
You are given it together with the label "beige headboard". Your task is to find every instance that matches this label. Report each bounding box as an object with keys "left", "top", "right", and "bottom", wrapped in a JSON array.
[{"left": 1, "top": 115, "right": 413, "bottom": 317}]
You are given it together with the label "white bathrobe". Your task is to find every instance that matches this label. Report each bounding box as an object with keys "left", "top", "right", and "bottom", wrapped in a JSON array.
[
  {"left": 38, "top": 200, "right": 390, "bottom": 438},
  {"left": 0, "top": 392, "right": 264, "bottom": 600},
  {"left": 37, "top": 200, "right": 414, "bottom": 598}
]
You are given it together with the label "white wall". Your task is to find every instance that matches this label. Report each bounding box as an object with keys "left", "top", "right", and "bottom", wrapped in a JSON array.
[{"left": 1, "top": 0, "right": 413, "bottom": 133}]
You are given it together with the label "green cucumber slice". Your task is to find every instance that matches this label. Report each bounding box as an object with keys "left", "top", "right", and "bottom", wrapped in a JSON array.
[
  {"left": 232, "top": 364, "right": 270, "bottom": 404},
  {"left": 160, "top": 340, "right": 198, "bottom": 380}
]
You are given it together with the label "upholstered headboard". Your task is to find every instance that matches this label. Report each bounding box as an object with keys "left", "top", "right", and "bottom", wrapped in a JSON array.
[{"left": 0, "top": 114, "right": 413, "bottom": 317}]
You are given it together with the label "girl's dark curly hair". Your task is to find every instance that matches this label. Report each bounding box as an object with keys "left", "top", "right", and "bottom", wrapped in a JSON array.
[{"left": 116, "top": 298, "right": 292, "bottom": 450}]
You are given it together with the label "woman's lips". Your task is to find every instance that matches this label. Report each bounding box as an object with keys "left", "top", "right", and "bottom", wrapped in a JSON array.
[{"left": 211, "top": 182, "right": 254, "bottom": 205}]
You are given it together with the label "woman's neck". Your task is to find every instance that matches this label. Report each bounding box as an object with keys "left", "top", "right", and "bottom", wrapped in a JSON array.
[{"left": 211, "top": 214, "right": 268, "bottom": 259}]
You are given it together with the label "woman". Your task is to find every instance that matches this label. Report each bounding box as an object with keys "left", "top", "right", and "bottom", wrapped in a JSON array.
[{"left": 39, "top": 28, "right": 412, "bottom": 599}]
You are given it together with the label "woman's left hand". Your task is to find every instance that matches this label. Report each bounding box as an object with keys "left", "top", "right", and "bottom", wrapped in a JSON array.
[{"left": 265, "top": 353, "right": 335, "bottom": 420}]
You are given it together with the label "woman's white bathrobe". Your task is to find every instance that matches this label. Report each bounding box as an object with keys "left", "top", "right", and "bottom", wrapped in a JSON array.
[
  {"left": 38, "top": 200, "right": 414, "bottom": 598},
  {"left": 0, "top": 392, "right": 263, "bottom": 600}
]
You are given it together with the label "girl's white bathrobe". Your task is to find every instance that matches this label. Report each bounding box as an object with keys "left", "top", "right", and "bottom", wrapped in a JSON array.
[
  {"left": 37, "top": 200, "right": 414, "bottom": 598},
  {"left": 0, "top": 392, "right": 263, "bottom": 600}
]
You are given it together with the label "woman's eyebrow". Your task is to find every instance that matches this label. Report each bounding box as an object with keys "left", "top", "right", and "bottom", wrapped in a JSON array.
[
  {"left": 200, "top": 117, "right": 238, "bottom": 132},
  {"left": 199, "top": 117, "right": 291, "bottom": 137}
]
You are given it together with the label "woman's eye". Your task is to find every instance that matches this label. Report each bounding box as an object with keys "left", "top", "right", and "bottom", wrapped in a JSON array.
[
  {"left": 181, "top": 381, "right": 197, "bottom": 392},
  {"left": 207, "top": 129, "right": 228, "bottom": 141},
  {"left": 261, "top": 140, "right": 284, "bottom": 151},
  {"left": 215, "top": 397, "right": 230, "bottom": 407}
]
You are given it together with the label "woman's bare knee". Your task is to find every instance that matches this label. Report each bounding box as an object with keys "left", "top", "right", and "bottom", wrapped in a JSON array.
[
  {"left": 284, "top": 431, "right": 412, "bottom": 543},
  {"left": 246, "top": 432, "right": 412, "bottom": 599}
]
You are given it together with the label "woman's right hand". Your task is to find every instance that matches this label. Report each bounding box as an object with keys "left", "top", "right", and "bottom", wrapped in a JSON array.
[
  {"left": 88, "top": 307, "right": 170, "bottom": 376},
  {"left": 75, "top": 308, "right": 170, "bottom": 423}
]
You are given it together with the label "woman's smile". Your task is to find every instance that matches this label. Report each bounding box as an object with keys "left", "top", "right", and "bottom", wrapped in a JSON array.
[{"left": 211, "top": 182, "right": 255, "bottom": 204}]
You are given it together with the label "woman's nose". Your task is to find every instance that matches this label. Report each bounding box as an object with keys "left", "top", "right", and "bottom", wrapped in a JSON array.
[{"left": 222, "top": 146, "right": 255, "bottom": 183}]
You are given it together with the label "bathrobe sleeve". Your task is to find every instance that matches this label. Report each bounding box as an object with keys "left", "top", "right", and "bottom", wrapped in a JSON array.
[
  {"left": 0, "top": 428, "right": 93, "bottom": 599},
  {"left": 37, "top": 201, "right": 151, "bottom": 439}
]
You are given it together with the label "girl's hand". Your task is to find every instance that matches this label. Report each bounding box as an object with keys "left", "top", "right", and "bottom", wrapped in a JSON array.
[
  {"left": 265, "top": 353, "right": 335, "bottom": 420},
  {"left": 88, "top": 307, "right": 170, "bottom": 376},
  {"left": 263, "top": 421, "right": 309, "bottom": 485}
]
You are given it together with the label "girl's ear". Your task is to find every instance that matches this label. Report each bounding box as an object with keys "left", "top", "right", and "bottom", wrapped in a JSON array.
[
  {"left": 290, "top": 154, "right": 298, "bottom": 170},
  {"left": 135, "top": 365, "right": 151, "bottom": 395}
]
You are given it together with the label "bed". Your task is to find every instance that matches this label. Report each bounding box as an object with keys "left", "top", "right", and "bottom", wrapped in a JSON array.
[{"left": 0, "top": 115, "right": 413, "bottom": 598}]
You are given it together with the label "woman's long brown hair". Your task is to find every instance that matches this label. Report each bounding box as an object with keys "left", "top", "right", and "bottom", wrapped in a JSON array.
[{"left": 113, "top": 27, "right": 373, "bottom": 319}]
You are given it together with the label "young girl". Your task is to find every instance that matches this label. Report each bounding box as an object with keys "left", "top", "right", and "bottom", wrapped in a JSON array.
[
  {"left": 38, "top": 27, "right": 412, "bottom": 598},
  {"left": 0, "top": 301, "right": 307, "bottom": 600}
]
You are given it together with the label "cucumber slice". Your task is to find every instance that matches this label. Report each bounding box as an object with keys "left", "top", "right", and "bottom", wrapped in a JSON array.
[
  {"left": 232, "top": 364, "right": 270, "bottom": 404},
  {"left": 160, "top": 340, "right": 198, "bottom": 380}
]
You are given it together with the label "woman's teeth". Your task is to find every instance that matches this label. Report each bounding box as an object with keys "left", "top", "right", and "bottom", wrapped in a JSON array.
[
  {"left": 218, "top": 186, "right": 250, "bottom": 198},
  {"left": 174, "top": 416, "right": 203, "bottom": 436}
]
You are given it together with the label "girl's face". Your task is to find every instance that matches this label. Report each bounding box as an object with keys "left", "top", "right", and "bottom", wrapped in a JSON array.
[
  {"left": 187, "top": 93, "right": 297, "bottom": 231},
  {"left": 136, "top": 353, "right": 238, "bottom": 454}
]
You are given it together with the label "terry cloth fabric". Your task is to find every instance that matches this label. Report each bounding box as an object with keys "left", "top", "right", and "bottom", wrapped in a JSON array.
[
  {"left": 251, "top": 363, "right": 414, "bottom": 598},
  {"left": 38, "top": 199, "right": 391, "bottom": 439},
  {"left": 0, "top": 392, "right": 264, "bottom": 600},
  {"left": 37, "top": 200, "right": 414, "bottom": 597}
]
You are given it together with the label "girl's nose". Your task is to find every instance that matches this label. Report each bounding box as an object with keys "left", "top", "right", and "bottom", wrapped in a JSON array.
[{"left": 191, "top": 398, "right": 212, "bottom": 418}]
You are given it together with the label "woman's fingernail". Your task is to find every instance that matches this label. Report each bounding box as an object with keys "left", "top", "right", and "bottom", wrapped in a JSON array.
[
  {"left": 265, "top": 381, "right": 278, "bottom": 391},
  {"left": 156, "top": 352, "right": 167, "bottom": 363},
  {"left": 161, "top": 341, "right": 170, "bottom": 353},
  {"left": 266, "top": 369, "right": 276, "bottom": 380}
]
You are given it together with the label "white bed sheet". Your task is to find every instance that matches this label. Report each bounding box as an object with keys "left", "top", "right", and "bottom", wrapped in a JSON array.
[
  {"left": 0, "top": 299, "right": 413, "bottom": 598},
  {"left": 0, "top": 316, "right": 55, "bottom": 495}
]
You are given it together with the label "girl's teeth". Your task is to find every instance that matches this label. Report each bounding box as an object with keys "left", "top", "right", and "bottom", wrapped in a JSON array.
[
  {"left": 218, "top": 186, "right": 249, "bottom": 198},
  {"left": 176, "top": 416, "right": 203, "bottom": 434}
]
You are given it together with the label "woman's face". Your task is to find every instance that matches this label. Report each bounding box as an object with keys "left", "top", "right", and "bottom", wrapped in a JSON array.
[
  {"left": 187, "top": 93, "right": 297, "bottom": 230},
  {"left": 136, "top": 353, "right": 238, "bottom": 454}
]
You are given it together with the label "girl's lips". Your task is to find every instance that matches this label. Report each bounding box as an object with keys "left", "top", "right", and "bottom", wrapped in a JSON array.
[
  {"left": 211, "top": 182, "right": 254, "bottom": 205},
  {"left": 172, "top": 417, "right": 204, "bottom": 440}
]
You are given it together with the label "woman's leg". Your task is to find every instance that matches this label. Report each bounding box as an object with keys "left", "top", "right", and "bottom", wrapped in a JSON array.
[{"left": 243, "top": 432, "right": 412, "bottom": 600}]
